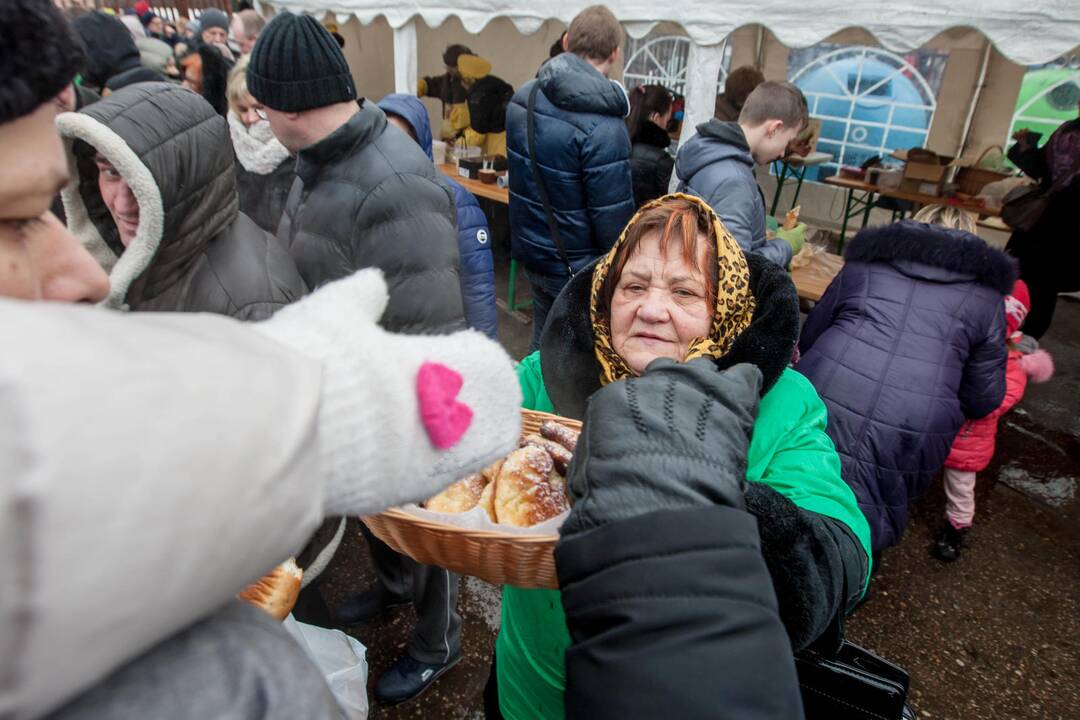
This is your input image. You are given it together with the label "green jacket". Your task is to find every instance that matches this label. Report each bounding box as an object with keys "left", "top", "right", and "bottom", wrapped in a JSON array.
[{"left": 496, "top": 352, "right": 871, "bottom": 720}]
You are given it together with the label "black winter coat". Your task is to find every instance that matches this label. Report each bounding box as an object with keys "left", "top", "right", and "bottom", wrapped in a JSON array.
[
  {"left": 236, "top": 158, "right": 294, "bottom": 235},
  {"left": 540, "top": 253, "right": 867, "bottom": 652},
  {"left": 507, "top": 53, "right": 635, "bottom": 276},
  {"left": 629, "top": 121, "right": 674, "bottom": 208},
  {"left": 278, "top": 102, "right": 465, "bottom": 334},
  {"left": 796, "top": 221, "right": 1013, "bottom": 551},
  {"left": 556, "top": 506, "right": 803, "bottom": 719},
  {"left": 61, "top": 83, "right": 306, "bottom": 320}
]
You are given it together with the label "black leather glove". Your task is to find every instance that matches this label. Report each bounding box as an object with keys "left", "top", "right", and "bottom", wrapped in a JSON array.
[{"left": 560, "top": 359, "right": 762, "bottom": 539}]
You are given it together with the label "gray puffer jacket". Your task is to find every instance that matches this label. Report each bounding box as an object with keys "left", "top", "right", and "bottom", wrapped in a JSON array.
[
  {"left": 58, "top": 82, "right": 307, "bottom": 320},
  {"left": 278, "top": 101, "right": 465, "bottom": 334},
  {"left": 676, "top": 119, "right": 792, "bottom": 268}
]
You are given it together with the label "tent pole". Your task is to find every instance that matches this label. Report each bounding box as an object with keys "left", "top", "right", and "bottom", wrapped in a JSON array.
[
  {"left": 670, "top": 41, "right": 726, "bottom": 191},
  {"left": 393, "top": 18, "right": 418, "bottom": 95},
  {"left": 956, "top": 40, "right": 992, "bottom": 161}
]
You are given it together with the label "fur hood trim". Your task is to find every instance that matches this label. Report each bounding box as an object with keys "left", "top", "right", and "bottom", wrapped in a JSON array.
[
  {"left": 845, "top": 220, "right": 1017, "bottom": 295},
  {"left": 56, "top": 110, "right": 164, "bottom": 310}
]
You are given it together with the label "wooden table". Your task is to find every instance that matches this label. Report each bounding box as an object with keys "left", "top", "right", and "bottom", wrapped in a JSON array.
[
  {"left": 438, "top": 163, "right": 508, "bottom": 204},
  {"left": 769, "top": 151, "right": 833, "bottom": 216},
  {"left": 823, "top": 175, "right": 1001, "bottom": 251},
  {"left": 790, "top": 251, "right": 843, "bottom": 303},
  {"left": 436, "top": 163, "right": 536, "bottom": 315}
]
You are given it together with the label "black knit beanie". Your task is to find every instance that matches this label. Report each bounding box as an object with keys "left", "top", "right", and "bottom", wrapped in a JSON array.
[
  {"left": 246, "top": 11, "right": 356, "bottom": 112},
  {"left": 72, "top": 11, "right": 142, "bottom": 90},
  {"left": 0, "top": 0, "right": 86, "bottom": 123}
]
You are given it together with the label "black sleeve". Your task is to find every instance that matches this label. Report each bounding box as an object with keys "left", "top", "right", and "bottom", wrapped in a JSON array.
[
  {"left": 555, "top": 506, "right": 804, "bottom": 720},
  {"left": 1006, "top": 142, "right": 1050, "bottom": 185},
  {"left": 198, "top": 44, "right": 233, "bottom": 117},
  {"left": 655, "top": 152, "right": 674, "bottom": 200},
  {"left": 422, "top": 73, "right": 447, "bottom": 100},
  {"left": 744, "top": 482, "right": 868, "bottom": 653}
]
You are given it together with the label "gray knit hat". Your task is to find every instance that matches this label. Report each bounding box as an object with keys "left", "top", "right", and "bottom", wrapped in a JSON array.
[
  {"left": 246, "top": 11, "right": 356, "bottom": 112},
  {"left": 198, "top": 8, "right": 229, "bottom": 33}
]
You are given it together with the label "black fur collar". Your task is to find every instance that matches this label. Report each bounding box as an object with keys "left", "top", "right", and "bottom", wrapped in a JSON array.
[
  {"left": 845, "top": 220, "right": 1017, "bottom": 294},
  {"left": 634, "top": 120, "right": 672, "bottom": 149},
  {"left": 538, "top": 253, "right": 799, "bottom": 420}
]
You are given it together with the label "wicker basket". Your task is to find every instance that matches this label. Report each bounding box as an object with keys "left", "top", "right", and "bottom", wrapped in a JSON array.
[
  {"left": 955, "top": 146, "right": 1011, "bottom": 196},
  {"left": 362, "top": 409, "right": 582, "bottom": 589}
]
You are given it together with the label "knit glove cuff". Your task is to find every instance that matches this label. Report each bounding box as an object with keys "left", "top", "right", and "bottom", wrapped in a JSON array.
[
  {"left": 776, "top": 223, "right": 807, "bottom": 256},
  {"left": 254, "top": 270, "right": 522, "bottom": 516}
]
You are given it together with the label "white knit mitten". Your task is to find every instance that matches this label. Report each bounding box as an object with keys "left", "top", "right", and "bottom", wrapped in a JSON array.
[{"left": 254, "top": 270, "right": 522, "bottom": 517}]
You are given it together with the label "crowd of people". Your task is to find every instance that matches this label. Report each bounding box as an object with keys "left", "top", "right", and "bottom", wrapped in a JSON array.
[{"left": 1, "top": 0, "right": 1075, "bottom": 718}]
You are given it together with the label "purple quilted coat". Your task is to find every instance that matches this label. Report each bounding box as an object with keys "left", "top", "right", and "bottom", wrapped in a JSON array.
[{"left": 795, "top": 220, "right": 1014, "bottom": 551}]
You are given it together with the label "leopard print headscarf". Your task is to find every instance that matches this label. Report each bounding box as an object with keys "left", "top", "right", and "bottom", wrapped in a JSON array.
[{"left": 590, "top": 193, "right": 755, "bottom": 385}]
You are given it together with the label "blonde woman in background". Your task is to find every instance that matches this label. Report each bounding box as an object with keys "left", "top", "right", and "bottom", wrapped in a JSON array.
[{"left": 226, "top": 56, "right": 294, "bottom": 233}]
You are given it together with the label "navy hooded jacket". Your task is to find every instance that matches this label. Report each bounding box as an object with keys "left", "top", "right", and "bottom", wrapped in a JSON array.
[
  {"left": 378, "top": 94, "right": 498, "bottom": 339},
  {"left": 506, "top": 53, "right": 635, "bottom": 276},
  {"left": 676, "top": 120, "right": 792, "bottom": 269},
  {"left": 795, "top": 221, "right": 1014, "bottom": 552}
]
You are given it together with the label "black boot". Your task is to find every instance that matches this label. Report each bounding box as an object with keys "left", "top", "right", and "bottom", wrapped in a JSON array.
[
  {"left": 931, "top": 523, "right": 967, "bottom": 562},
  {"left": 332, "top": 584, "right": 411, "bottom": 626}
]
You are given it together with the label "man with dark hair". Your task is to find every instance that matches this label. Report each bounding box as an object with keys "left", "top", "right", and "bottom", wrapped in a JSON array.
[
  {"left": 677, "top": 80, "right": 809, "bottom": 268},
  {"left": 506, "top": 4, "right": 634, "bottom": 351},
  {"left": 418, "top": 42, "right": 474, "bottom": 142},
  {"left": 715, "top": 65, "right": 765, "bottom": 121}
]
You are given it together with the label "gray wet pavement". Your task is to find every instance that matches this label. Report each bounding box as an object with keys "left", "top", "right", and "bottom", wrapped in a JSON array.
[{"left": 320, "top": 226, "right": 1080, "bottom": 719}]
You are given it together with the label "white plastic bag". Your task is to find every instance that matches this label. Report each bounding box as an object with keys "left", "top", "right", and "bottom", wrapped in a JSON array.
[{"left": 283, "top": 615, "right": 369, "bottom": 720}]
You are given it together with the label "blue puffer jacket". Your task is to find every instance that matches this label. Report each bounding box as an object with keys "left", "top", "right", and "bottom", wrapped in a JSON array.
[
  {"left": 676, "top": 120, "right": 792, "bottom": 269},
  {"left": 795, "top": 221, "right": 1014, "bottom": 552},
  {"left": 378, "top": 94, "right": 498, "bottom": 339},
  {"left": 507, "top": 53, "right": 634, "bottom": 276}
]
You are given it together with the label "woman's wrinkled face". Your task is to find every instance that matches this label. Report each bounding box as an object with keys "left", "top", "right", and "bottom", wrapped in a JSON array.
[
  {"left": 609, "top": 230, "right": 712, "bottom": 375},
  {"left": 232, "top": 91, "right": 266, "bottom": 129}
]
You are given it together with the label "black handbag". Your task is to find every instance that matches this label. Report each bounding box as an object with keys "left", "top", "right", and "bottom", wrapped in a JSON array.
[
  {"left": 795, "top": 640, "right": 911, "bottom": 719},
  {"left": 1001, "top": 183, "right": 1048, "bottom": 233},
  {"left": 1002, "top": 153, "right": 1080, "bottom": 232}
]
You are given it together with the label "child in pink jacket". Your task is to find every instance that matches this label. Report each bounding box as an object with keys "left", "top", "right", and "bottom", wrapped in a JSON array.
[{"left": 934, "top": 280, "right": 1054, "bottom": 561}]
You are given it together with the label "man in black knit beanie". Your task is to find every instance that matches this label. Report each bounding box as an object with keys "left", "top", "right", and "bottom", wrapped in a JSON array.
[{"left": 247, "top": 9, "right": 470, "bottom": 705}]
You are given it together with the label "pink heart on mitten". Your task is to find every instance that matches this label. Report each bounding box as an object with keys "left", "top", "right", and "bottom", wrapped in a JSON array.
[{"left": 417, "top": 362, "right": 474, "bottom": 449}]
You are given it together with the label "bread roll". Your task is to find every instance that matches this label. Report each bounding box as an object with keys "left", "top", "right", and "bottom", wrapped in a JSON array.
[
  {"left": 237, "top": 558, "right": 303, "bottom": 622},
  {"left": 521, "top": 433, "right": 573, "bottom": 474},
  {"left": 783, "top": 205, "right": 801, "bottom": 231},
  {"left": 539, "top": 420, "right": 579, "bottom": 453},
  {"left": 478, "top": 475, "right": 498, "bottom": 522},
  {"left": 425, "top": 473, "right": 487, "bottom": 513},
  {"left": 481, "top": 458, "right": 504, "bottom": 484},
  {"left": 494, "top": 446, "right": 568, "bottom": 527}
]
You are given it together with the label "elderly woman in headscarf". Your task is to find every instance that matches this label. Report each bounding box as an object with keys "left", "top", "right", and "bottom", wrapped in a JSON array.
[{"left": 490, "top": 194, "right": 871, "bottom": 719}]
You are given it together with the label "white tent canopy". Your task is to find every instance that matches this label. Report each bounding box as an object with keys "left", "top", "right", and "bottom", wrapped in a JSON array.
[
  {"left": 267, "top": 0, "right": 1079, "bottom": 156},
  {"left": 269, "top": 0, "right": 1079, "bottom": 66}
]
